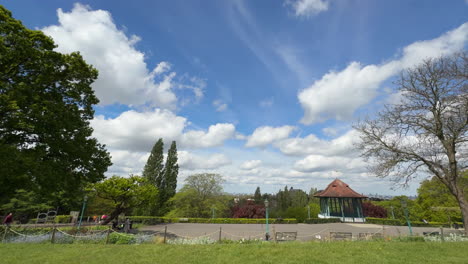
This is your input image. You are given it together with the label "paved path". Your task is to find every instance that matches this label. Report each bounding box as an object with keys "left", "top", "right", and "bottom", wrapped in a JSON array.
[{"left": 139, "top": 223, "right": 465, "bottom": 241}]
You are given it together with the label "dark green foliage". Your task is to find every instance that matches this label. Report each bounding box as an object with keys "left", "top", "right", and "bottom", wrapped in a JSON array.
[
  {"left": 143, "top": 138, "right": 164, "bottom": 187},
  {"left": 0, "top": 5, "right": 111, "bottom": 209},
  {"left": 254, "top": 187, "right": 262, "bottom": 204},
  {"left": 159, "top": 141, "right": 178, "bottom": 214},
  {"left": 141, "top": 138, "right": 164, "bottom": 215},
  {"left": 0, "top": 189, "right": 51, "bottom": 223}
]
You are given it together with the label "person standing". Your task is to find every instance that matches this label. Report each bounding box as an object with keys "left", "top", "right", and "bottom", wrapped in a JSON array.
[{"left": 3, "top": 213, "right": 13, "bottom": 227}]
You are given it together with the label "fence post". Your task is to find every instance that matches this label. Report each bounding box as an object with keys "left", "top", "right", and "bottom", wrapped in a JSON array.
[
  {"left": 2, "top": 226, "right": 8, "bottom": 243},
  {"left": 105, "top": 225, "right": 111, "bottom": 244},
  {"left": 163, "top": 226, "right": 167, "bottom": 244},
  {"left": 440, "top": 227, "right": 444, "bottom": 242},
  {"left": 218, "top": 226, "right": 222, "bottom": 243},
  {"left": 51, "top": 225, "right": 56, "bottom": 243}
]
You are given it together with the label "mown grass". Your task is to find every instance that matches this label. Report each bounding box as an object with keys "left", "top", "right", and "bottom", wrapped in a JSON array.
[{"left": 1, "top": 241, "right": 467, "bottom": 264}]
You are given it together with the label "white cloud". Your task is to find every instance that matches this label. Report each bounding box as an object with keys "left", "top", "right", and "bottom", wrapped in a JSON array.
[
  {"left": 293, "top": 155, "right": 366, "bottom": 173},
  {"left": 181, "top": 123, "right": 236, "bottom": 148},
  {"left": 298, "top": 23, "right": 468, "bottom": 124},
  {"left": 178, "top": 151, "right": 231, "bottom": 170},
  {"left": 240, "top": 160, "right": 262, "bottom": 170},
  {"left": 42, "top": 3, "right": 204, "bottom": 108},
  {"left": 213, "top": 100, "right": 228, "bottom": 112},
  {"left": 91, "top": 109, "right": 186, "bottom": 152},
  {"left": 91, "top": 109, "right": 236, "bottom": 152},
  {"left": 286, "top": 0, "right": 329, "bottom": 17},
  {"left": 245, "top": 125, "right": 296, "bottom": 147},
  {"left": 275, "top": 129, "right": 359, "bottom": 157}
]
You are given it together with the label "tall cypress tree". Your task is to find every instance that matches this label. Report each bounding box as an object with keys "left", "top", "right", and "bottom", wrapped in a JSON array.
[
  {"left": 142, "top": 138, "right": 164, "bottom": 186},
  {"left": 141, "top": 138, "right": 164, "bottom": 215},
  {"left": 160, "top": 141, "right": 178, "bottom": 213}
]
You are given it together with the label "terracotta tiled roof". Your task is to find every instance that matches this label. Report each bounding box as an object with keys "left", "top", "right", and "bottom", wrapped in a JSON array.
[{"left": 314, "top": 179, "right": 367, "bottom": 198}]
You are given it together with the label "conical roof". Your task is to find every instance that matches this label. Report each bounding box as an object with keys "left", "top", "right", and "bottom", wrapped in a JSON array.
[{"left": 314, "top": 179, "right": 367, "bottom": 198}]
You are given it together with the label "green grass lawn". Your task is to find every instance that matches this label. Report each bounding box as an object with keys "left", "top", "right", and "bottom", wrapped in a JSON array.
[{"left": 1, "top": 242, "right": 467, "bottom": 264}]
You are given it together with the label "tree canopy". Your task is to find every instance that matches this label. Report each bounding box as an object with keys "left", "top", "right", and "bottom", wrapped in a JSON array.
[
  {"left": 91, "top": 175, "right": 157, "bottom": 224},
  {"left": 355, "top": 53, "right": 468, "bottom": 233},
  {"left": 0, "top": 5, "right": 111, "bottom": 211}
]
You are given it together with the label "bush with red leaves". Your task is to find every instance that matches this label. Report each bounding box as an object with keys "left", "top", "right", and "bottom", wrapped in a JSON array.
[
  {"left": 362, "top": 202, "right": 387, "bottom": 218},
  {"left": 231, "top": 201, "right": 266, "bottom": 218}
]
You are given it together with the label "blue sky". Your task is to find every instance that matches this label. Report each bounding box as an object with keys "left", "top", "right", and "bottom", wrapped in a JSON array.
[{"left": 4, "top": 0, "right": 468, "bottom": 195}]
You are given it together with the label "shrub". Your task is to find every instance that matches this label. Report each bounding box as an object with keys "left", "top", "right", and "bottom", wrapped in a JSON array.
[
  {"left": 366, "top": 218, "right": 402, "bottom": 226},
  {"left": 55, "top": 215, "right": 72, "bottom": 223},
  {"left": 127, "top": 216, "right": 297, "bottom": 224},
  {"left": 304, "top": 218, "right": 341, "bottom": 224},
  {"left": 108, "top": 232, "right": 136, "bottom": 244},
  {"left": 362, "top": 202, "right": 387, "bottom": 218}
]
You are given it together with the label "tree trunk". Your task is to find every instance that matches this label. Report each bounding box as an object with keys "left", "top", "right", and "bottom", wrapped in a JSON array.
[{"left": 456, "top": 194, "right": 468, "bottom": 235}]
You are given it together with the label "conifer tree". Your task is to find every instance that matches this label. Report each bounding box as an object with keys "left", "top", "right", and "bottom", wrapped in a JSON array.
[
  {"left": 160, "top": 141, "right": 178, "bottom": 213},
  {"left": 142, "top": 138, "right": 164, "bottom": 186},
  {"left": 254, "top": 187, "right": 262, "bottom": 204}
]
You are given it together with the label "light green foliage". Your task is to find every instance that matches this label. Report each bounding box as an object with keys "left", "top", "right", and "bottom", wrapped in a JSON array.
[
  {"left": 373, "top": 196, "right": 424, "bottom": 222},
  {"left": 416, "top": 176, "right": 465, "bottom": 222},
  {"left": 91, "top": 175, "right": 158, "bottom": 223},
  {"left": 0, "top": 5, "right": 111, "bottom": 209},
  {"left": 166, "top": 173, "right": 227, "bottom": 218}
]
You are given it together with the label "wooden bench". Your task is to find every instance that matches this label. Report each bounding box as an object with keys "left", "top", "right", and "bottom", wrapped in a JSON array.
[
  {"left": 330, "top": 232, "right": 353, "bottom": 240},
  {"left": 275, "top": 232, "right": 297, "bottom": 241}
]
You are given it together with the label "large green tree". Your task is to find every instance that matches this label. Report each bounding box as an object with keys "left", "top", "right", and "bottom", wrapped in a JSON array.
[
  {"left": 167, "top": 173, "right": 225, "bottom": 218},
  {"left": 91, "top": 175, "right": 158, "bottom": 224},
  {"left": 355, "top": 53, "right": 468, "bottom": 234},
  {"left": 0, "top": 5, "right": 111, "bottom": 209}
]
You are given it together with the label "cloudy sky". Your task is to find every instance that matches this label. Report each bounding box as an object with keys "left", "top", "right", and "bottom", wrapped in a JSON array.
[{"left": 5, "top": 0, "right": 468, "bottom": 195}]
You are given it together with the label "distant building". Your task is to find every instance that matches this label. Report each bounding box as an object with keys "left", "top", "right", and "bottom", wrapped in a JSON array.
[{"left": 314, "top": 179, "right": 367, "bottom": 223}]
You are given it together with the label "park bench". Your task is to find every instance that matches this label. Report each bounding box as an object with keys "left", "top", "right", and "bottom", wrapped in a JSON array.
[
  {"left": 330, "top": 232, "right": 353, "bottom": 241},
  {"left": 275, "top": 232, "right": 297, "bottom": 242}
]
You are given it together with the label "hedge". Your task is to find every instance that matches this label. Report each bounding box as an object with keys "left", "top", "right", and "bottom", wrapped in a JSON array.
[
  {"left": 55, "top": 215, "right": 72, "bottom": 223},
  {"left": 303, "top": 218, "right": 341, "bottom": 224},
  {"left": 127, "top": 216, "right": 297, "bottom": 225},
  {"left": 365, "top": 217, "right": 463, "bottom": 228},
  {"left": 366, "top": 218, "right": 403, "bottom": 226}
]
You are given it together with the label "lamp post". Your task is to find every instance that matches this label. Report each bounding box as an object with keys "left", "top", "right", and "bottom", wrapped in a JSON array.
[
  {"left": 401, "top": 200, "right": 413, "bottom": 236},
  {"left": 78, "top": 195, "right": 88, "bottom": 230},
  {"left": 264, "top": 199, "right": 269, "bottom": 241}
]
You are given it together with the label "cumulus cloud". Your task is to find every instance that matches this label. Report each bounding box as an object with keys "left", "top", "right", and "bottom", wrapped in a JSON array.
[
  {"left": 42, "top": 3, "right": 203, "bottom": 108},
  {"left": 240, "top": 160, "right": 262, "bottom": 170},
  {"left": 298, "top": 23, "right": 468, "bottom": 124},
  {"left": 91, "top": 109, "right": 186, "bottom": 152},
  {"left": 91, "top": 109, "right": 236, "bottom": 152},
  {"left": 181, "top": 123, "right": 236, "bottom": 148},
  {"left": 245, "top": 125, "right": 296, "bottom": 147},
  {"left": 293, "top": 155, "right": 366, "bottom": 173},
  {"left": 275, "top": 129, "right": 359, "bottom": 157},
  {"left": 178, "top": 151, "right": 231, "bottom": 170},
  {"left": 286, "top": 0, "right": 329, "bottom": 17}
]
